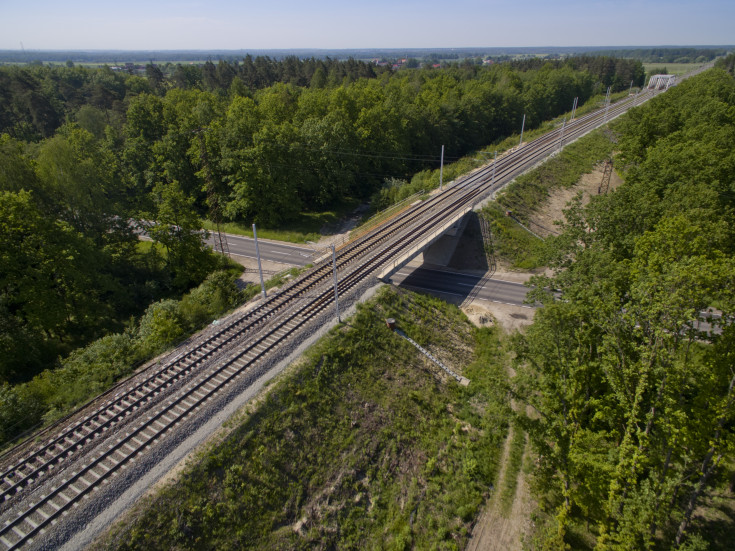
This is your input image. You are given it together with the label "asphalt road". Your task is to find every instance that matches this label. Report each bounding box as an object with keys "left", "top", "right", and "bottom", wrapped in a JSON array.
[
  {"left": 389, "top": 266, "right": 534, "bottom": 307},
  {"left": 205, "top": 233, "right": 316, "bottom": 266}
]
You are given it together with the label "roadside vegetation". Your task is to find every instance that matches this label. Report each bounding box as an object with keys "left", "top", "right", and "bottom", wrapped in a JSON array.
[
  {"left": 515, "top": 67, "right": 735, "bottom": 549},
  {"left": 98, "top": 286, "right": 512, "bottom": 550}
]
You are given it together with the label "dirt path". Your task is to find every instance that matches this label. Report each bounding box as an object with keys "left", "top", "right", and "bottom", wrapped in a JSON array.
[{"left": 466, "top": 426, "right": 534, "bottom": 551}]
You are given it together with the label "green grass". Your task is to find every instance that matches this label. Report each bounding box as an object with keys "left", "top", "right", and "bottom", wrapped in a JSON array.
[
  {"left": 480, "top": 127, "right": 617, "bottom": 269},
  {"left": 499, "top": 421, "right": 527, "bottom": 515},
  {"left": 203, "top": 200, "right": 361, "bottom": 244},
  {"left": 481, "top": 204, "right": 545, "bottom": 270},
  {"left": 202, "top": 219, "right": 321, "bottom": 244},
  {"left": 643, "top": 62, "right": 708, "bottom": 76},
  {"left": 498, "top": 128, "right": 616, "bottom": 217},
  {"left": 135, "top": 239, "right": 165, "bottom": 255},
  {"left": 98, "top": 286, "right": 513, "bottom": 550}
]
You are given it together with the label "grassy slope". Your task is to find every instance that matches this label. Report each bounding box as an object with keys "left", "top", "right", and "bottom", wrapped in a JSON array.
[
  {"left": 482, "top": 128, "right": 617, "bottom": 269},
  {"left": 99, "top": 287, "right": 511, "bottom": 550}
]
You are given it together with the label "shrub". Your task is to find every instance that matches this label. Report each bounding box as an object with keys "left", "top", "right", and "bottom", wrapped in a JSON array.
[{"left": 136, "top": 299, "right": 186, "bottom": 356}]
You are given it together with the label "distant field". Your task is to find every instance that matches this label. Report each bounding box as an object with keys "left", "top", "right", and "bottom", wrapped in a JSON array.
[
  {"left": 643, "top": 62, "right": 707, "bottom": 76},
  {"left": 0, "top": 60, "right": 209, "bottom": 68}
]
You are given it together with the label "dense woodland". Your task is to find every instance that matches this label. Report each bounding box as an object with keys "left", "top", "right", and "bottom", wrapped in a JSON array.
[
  {"left": 715, "top": 52, "right": 735, "bottom": 75},
  {"left": 0, "top": 56, "right": 645, "bottom": 387},
  {"left": 516, "top": 68, "right": 735, "bottom": 548}
]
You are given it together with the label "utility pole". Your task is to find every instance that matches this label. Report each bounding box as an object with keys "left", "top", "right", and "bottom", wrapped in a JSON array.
[
  {"left": 331, "top": 244, "right": 340, "bottom": 323},
  {"left": 629, "top": 79, "right": 634, "bottom": 95},
  {"left": 571, "top": 97, "right": 578, "bottom": 120},
  {"left": 519, "top": 114, "right": 526, "bottom": 146},
  {"left": 197, "top": 130, "right": 230, "bottom": 258},
  {"left": 558, "top": 117, "right": 566, "bottom": 151},
  {"left": 253, "top": 223, "right": 267, "bottom": 299},
  {"left": 604, "top": 85, "right": 612, "bottom": 123},
  {"left": 598, "top": 158, "right": 613, "bottom": 195},
  {"left": 439, "top": 145, "right": 444, "bottom": 191},
  {"left": 491, "top": 150, "right": 497, "bottom": 188}
]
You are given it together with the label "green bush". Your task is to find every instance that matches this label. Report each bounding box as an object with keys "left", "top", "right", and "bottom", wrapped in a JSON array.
[
  {"left": 179, "top": 270, "right": 244, "bottom": 330},
  {"left": 482, "top": 204, "right": 545, "bottom": 269},
  {"left": 0, "top": 384, "right": 44, "bottom": 443},
  {"left": 136, "top": 299, "right": 186, "bottom": 356}
]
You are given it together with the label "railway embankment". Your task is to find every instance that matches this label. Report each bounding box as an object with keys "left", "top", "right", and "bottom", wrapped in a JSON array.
[{"left": 94, "top": 286, "right": 513, "bottom": 550}]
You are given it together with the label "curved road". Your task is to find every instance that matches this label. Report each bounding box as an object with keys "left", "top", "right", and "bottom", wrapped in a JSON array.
[{"left": 207, "top": 233, "right": 316, "bottom": 266}]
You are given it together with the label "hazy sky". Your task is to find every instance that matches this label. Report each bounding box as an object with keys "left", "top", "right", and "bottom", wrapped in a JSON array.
[{"left": 0, "top": 0, "right": 732, "bottom": 50}]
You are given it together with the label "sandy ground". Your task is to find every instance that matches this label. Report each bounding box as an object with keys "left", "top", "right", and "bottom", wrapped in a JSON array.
[
  {"left": 466, "top": 426, "right": 534, "bottom": 551},
  {"left": 527, "top": 163, "right": 623, "bottom": 238}
]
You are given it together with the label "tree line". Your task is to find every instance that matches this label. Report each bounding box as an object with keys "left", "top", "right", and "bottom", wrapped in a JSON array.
[
  {"left": 715, "top": 52, "right": 735, "bottom": 76},
  {"left": 515, "top": 68, "right": 735, "bottom": 549},
  {"left": 590, "top": 47, "right": 730, "bottom": 64},
  {"left": 0, "top": 57, "right": 641, "bottom": 387}
]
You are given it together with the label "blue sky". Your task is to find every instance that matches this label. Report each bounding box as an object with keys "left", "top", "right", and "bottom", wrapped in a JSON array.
[{"left": 0, "top": 0, "right": 732, "bottom": 50}]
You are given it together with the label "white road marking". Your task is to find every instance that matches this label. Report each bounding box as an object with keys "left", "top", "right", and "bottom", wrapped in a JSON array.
[
  {"left": 223, "top": 233, "right": 314, "bottom": 253},
  {"left": 393, "top": 267, "right": 527, "bottom": 287},
  {"left": 394, "top": 283, "right": 533, "bottom": 309}
]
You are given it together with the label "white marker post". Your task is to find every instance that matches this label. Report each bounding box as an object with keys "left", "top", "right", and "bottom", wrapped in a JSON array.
[
  {"left": 519, "top": 114, "right": 526, "bottom": 146},
  {"left": 439, "top": 145, "right": 444, "bottom": 191},
  {"left": 253, "top": 223, "right": 267, "bottom": 299},
  {"left": 331, "top": 244, "right": 340, "bottom": 322}
]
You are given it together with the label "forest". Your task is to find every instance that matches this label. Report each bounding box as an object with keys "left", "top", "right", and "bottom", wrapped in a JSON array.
[
  {"left": 0, "top": 55, "right": 644, "bottom": 445},
  {"left": 515, "top": 67, "right": 735, "bottom": 549}
]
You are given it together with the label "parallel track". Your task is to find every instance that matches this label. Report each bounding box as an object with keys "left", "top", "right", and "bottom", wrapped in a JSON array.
[{"left": 0, "top": 87, "right": 660, "bottom": 550}]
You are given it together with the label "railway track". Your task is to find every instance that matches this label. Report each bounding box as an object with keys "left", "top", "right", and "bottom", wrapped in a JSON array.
[{"left": 0, "top": 87, "right": 660, "bottom": 550}]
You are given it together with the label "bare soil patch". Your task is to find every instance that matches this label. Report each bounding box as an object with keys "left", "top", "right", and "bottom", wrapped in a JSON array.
[
  {"left": 528, "top": 164, "right": 623, "bottom": 238},
  {"left": 463, "top": 301, "right": 535, "bottom": 333}
]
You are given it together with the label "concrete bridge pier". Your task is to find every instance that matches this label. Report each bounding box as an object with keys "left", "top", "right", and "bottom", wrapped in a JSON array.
[{"left": 417, "top": 215, "right": 469, "bottom": 266}]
